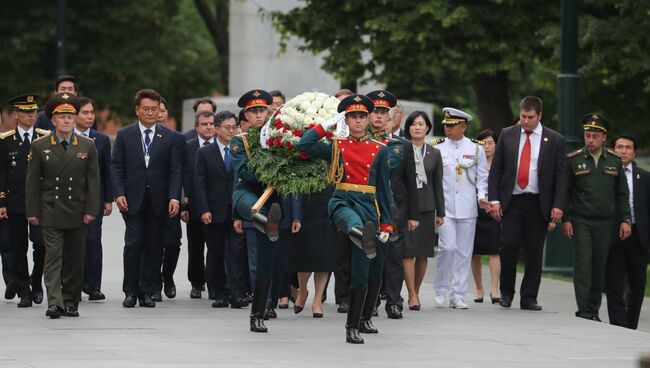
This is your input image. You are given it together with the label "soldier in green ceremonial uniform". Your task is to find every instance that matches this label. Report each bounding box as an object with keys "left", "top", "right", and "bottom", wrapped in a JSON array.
[
  {"left": 562, "top": 113, "right": 631, "bottom": 322},
  {"left": 298, "top": 94, "right": 394, "bottom": 344},
  {"left": 229, "top": 89, "right": 282, "bottom": 333},
  {"left": 25, "top": 93, "right": 100, "bottom": 319}
]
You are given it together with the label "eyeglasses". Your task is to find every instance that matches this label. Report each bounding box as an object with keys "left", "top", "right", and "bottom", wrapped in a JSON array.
[
  {"left": 139, "top": 106, "right": 159, "bottom": 113},
  {"left": 217, "top": 125, "right": 237, "bottom": 131}
]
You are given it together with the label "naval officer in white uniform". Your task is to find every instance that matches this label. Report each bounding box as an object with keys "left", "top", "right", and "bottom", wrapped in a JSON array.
[{"left": 431, "top": 107, "right": 489, "bottom": 309}]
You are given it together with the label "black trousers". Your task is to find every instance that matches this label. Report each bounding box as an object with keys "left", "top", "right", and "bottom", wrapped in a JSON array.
[
  {"left": 186, "top": 220, "right": 206, "bottom": 289},
  {"left": 122, "top": 190, "right": 165, "bottom": 296},
  {"left": 383, "top": 230, "right": 405, "bottom": 310},
  {"left": 84, "top": 214, "right": 104, "bottom": 292},
  {"left": 204, "top": 219, "right": 247, "bottom": 300},
  {"left": 334, "top": 230, "right": 351, "bottom": 304},
  {"left": 159, "top": 214, "right": 181, "bottom": 289},
  {"left": 268, "top": 229, "right": 290, "bottom": 308},
  {"left": 8, "top": 214, "right": 44, "bottom": 297},
  {"left": 0, "top": 220, "right": 13, "bottom": 286},
  {"left": 606, "top": 226, "right": 648, "bottom": 330},
  {"left": 499, "top": 194, "right": 547, "bottom": 304}
]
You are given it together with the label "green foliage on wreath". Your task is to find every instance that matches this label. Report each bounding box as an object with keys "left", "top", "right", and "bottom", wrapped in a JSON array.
[{"left": 247, "top": 148, "right": 329, "bottom": 196}]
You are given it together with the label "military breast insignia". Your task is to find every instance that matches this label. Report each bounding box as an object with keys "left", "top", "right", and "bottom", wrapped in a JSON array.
[
  {"left": 77, "top": 152, "right": 88, "bottom": 160},
  {"left": 231, "top": 144, "right": 239, "bottom": 153},
  {"left": 604, "top": 166, "right": 618, "bottom": 176}
]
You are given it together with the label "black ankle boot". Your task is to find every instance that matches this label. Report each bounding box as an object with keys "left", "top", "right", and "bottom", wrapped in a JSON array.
[
  {"left": 345, "top": 288, "right": 367, "bottom": 344},
  {"left": 250, "top": 279, "right": 271, "bottom": 333},
  {"left": 359, "top": 279, "right": 382, "bottom": 334}
]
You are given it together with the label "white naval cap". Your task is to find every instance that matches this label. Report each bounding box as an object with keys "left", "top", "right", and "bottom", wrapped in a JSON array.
[{"left": 441, "top": 107, "right": 472, "bottom": 125}]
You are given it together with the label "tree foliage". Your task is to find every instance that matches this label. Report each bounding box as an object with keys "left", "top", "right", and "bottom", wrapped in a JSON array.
[{"left": 0, "top": 0, "right": 224, "bottom": 123}]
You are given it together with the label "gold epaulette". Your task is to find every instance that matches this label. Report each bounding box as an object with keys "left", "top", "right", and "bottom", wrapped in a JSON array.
[
  {"left": 471, "top": 138, "right": 485, "bottom": 145},
  {"left": 78, "top": 134, "right": 94, "bottom": 141},
  {"left": 33, "top": 134, "right": 50, "bottom": 143},
  {"left": 566, "top": 148, "right": 584, "bottom": 158},
  {"left": 0, "top": 130, "right": 15, "bottom": 139},
  {"left": 606, "top": 147, "right": 621, "bottom": 158},
  {"left": 368, "top": 138, "right": 386, "bottom": 147},
  {"left": 35, "top": 128, "right": 51, "bottom": 136},
  {"left": 429, "top": 137, "right": 445, "bottom": 145}
]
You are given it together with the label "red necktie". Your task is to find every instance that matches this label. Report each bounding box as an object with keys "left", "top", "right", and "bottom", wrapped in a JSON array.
[{"left": 517, "top": 131, "right": 532, "bottom": 189}]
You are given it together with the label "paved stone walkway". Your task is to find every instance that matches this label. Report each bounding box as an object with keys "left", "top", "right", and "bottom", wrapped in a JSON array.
[{"left": 0, "top": 214, "right": 648, "bottom": 367}]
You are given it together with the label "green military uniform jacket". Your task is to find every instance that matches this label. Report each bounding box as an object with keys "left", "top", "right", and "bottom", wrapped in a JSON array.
[
  {"left": 564, "top": 146, "right": 631, "bottom": 222},
  {"left": 26, "top": 133, "right": 100, "bottom": 229}
]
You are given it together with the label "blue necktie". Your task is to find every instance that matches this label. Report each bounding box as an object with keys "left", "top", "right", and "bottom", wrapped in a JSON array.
[
  {"left": 224, "top": 146, "right": 231, "bottom": 173},
  {"left": 144, "top": 128, "right": 152, "bottom": 147}
]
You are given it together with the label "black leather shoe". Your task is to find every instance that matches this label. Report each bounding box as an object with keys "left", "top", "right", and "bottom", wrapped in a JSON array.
[
  {"left": 409, "top": 304, "right": 421, "bottom": 311},
  {"left": 359, "top": 318, "right": 379, "bottom": 334},
  {"left": 138, "top": 294, "right": 156, "bottom": 308},
  {"left": 386, "top": 305, "right": 403, "bottom": 319},
  {"left": 349, "top": 222, "right": 378, "bottom": 259},
  {"left": 591, "top": 316, "right": 602, "bottom": 322},
  {"left": 164, "top": 283, "right": 176, "bottom": 299},
  {"left": 499, "top": 295, "right": 512, "bottom": 308},
  {"left": 150, "top": 292, "right": 162, "bottom": 302},
  {"left": 229, "top": 297, "right": 249, "bottom": 308},
  {"left": 190, "top": 287, "right": 202, "bottom": 299},
  {"left": 249, "top": 315, "right": 268, "bottom": 333},
  {"left": 212, "top": 298, "right": 228, "bottom": 308},
  {"left": 337, "top": 302, "right": 349, "bottom": 313},
  {"left": 490, "top": 295, "right": 500, "bottom": 304},
  {"left": 122, "top": 294, "right": 137, "bottom": 308},
  {"left": 251, "top": 203, "right": 282, "bottom": 242},
  {"left": 4, "top": 281, "right": 17, "bottom": 300},
  {"left": 17, "top": 296, "right": 33, "bottom": 308},
  {"left": 46, "top": 305, "right": 62, "bottom": 319},
  {"left": 264, "top": 308, "right": 277, "bottom": 319},
  {"left": 88, "top": 291, "right": 106, "bottom": 301},
  {"left": 520, "top": 302, "right": 542, "bottom": 311},
  {"left": 345, "top": 326, "right": 364, "bottom": 344},
  {"left": 31, "top": 289, "right": 44, "bottom": 304},
  {"left": 64, "top": 306, "right": 79, "bottom": 317},
  {"left": 294, "top": 304, "right": 304, "bottom": 314}
]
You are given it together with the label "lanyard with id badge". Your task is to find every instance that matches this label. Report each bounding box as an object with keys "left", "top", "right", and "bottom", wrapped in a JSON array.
[{"left": 142, "top": 130, "right": 153, "bottom": 168}]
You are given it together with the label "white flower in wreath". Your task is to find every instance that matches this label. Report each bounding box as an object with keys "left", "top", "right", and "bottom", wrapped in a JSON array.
[
  {"left": 323, "top": 97, "right": 339, "bottom": 111},
  {"left": 317, "top": 108, "right": 330, "bottom": 118},
  {"left": 310, "top": 101, "right": 322, "bottom": 110},
  {"left": 305, "top": 107, "right": 318, "bottom": 115},
  {"left": 303, "top": 92, "right": 317, "bottom": 101},
  {"left": 313, "top": 116, "right": 325, "bottom": 125}
]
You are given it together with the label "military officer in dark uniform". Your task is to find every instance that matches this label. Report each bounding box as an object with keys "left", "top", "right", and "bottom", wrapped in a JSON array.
[
  {"left": 26, "top": 93, "right": 100, "bottom": 318},
  {"left": 562, "top": 113, "right": 631, "bottom": 322},
  {"left": 367, "top": 90, "right": 420, "bottom": 320},
  {"left": 229, "top": 89, "right": 282, "bottom": 333},
  {"left": 0, "top": 94, "right": 50, "bottom": 307},
  {"left": 298, "top": 94, "right": 394, "bottom": 344}
]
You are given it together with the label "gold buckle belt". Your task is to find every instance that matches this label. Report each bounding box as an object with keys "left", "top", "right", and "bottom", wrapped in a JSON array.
[{"left": 335, "top": 183, "right": 376, "bottom": 194}]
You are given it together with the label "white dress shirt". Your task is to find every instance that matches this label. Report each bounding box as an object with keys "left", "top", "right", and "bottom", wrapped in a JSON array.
[
  {"left": 216, "top": 139, "right": 228, "bottom": 161},
  {"left": 513, "top": 122, "right": 542, "bottom": 195},
  {"left": 199, "top": 137, "right": 214, "bottom": 148},
  {"left": 74, "top": 127, "right": 90, "bottom": 137},
  {"left": 16, "top": 125, "right": 34, "bottom": 143},
  {"left": 138, "top": 122, "right": 156, "bottom": 145},
  {"left": 624, "top": 164, "right": 635, "bottom": 224}
]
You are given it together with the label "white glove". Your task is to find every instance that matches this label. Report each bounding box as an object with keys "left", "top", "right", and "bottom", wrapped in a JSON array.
[
  {"left": 334, "top": 117, "right": 349, "bottom": 138},
  {"left": 377, "top": 231, "right": 390, "bottom": 243},
  {"left": 259, "top": 117, "right": 272, "bottom": 148},
  {"left": 321, "top": 111, "right": 346, "bottom": 131}
]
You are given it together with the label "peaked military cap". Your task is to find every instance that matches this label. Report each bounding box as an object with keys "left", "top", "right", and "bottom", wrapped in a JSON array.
[
  {"left": 337, "top": 94, "right": 375, "bottom": 114},
  {"left": 366, "top": 90, "right": 396, "bottom": 110},
  {"left": 45, "top": 93, "right": 79, "bottom": 119},
  {"left": 441, "top": 107, "right": 472, "bottom": 125},
  {"left": 237, "top": 90, "right": 273, "bottom": 110},
  {"left": 581, "top": 113, "right": 609, "bottom": 133},
  {"left": 9, "top": 94, "right": 39, "bottom": 112}
]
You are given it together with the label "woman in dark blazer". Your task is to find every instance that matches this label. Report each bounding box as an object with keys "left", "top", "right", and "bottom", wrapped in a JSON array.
[{"left": 402, "top": 111, "right": 445, "bottom": 310}]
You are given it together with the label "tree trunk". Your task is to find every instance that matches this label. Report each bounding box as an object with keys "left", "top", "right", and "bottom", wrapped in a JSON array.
[
  {"left": 194, "top": 0, "right": 229, "bottom": 94},
  {"left": 471, "top": 71, "right": 513, "bottom": 135}
]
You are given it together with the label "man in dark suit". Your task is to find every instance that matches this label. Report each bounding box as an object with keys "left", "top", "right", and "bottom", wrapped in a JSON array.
[
  {"left": 181, "top": 110, "right": 216, "bottom": 299},
  {"left": 367, "top": 90, "right": 420, "bottom": 320},
  {"left": 195, "top": 111, "right": 248, "bottom": 308},
  {"left": 0, "top": 94, "right": 49, "bottom": 307},
  {"left": 111, "top": 89, "right": 183, "bottom": 308},
  {"left": 183, "top": 98, "right": 217, "bottom": 141},
  {"left": 74, "top": 97, "right": 113, "bottom": 301},
  {"left": 35, "top": 75, "right": 78, "bottom": 131},
  {"left": 606, "top": 134, "right": 649, "bottom": 329},
  {"left": 488, "top": 96, "right": 567, "bottom": 310}
]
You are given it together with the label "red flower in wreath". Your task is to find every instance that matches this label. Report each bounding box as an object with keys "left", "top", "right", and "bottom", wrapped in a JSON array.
[
  {"left": 285, "top": 142, "right": 294, "bottom": 150},
  {"left": 292, "top": 129, "right": 303, "bottom": 137},
  {"left": 299, "top": 152, "right": 310, "bottom": 159},
  {"left": 275, "top": 120, "right": 283, "bottom": 129},
  {"left": 274, "top": 137, "right": 283, "bottom": 148}
]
